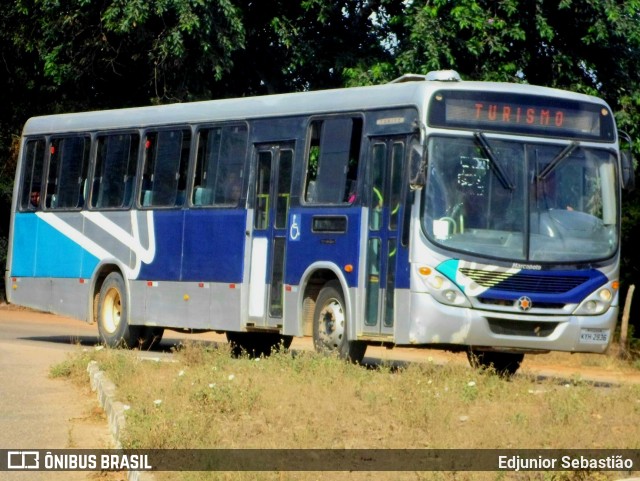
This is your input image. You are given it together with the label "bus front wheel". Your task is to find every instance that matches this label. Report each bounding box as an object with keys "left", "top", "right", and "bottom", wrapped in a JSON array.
[
  {"left": 313, "top": 280, "right": 366, "bottom": 363},
  {"left": 467, "top": 349, "right": 524, "bottom": 377},
  {"left": 97, "top": 272, "right": 148, "bottom": 349}
]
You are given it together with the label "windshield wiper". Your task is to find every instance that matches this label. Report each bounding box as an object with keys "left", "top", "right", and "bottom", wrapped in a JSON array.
[
  {"left": 474, "top": 132, "right": 515, "bottom": 190},
  {"left": 538, "top": 141, "right": 579, "bottom": 180}
]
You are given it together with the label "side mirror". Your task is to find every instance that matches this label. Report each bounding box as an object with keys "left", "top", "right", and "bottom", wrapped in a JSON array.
[
  {"left": 619, "top": 131, "right": 636, "bottom": 191},
  {"left": 621, "top": 150, "right": 635, "bottom": 191}
]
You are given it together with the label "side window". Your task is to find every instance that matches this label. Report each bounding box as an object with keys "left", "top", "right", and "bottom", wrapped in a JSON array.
[
  {"left": 19, "top": 138, "right": 46, "bottom": 211},
  {"left": 254, "top": 151, "right": 272, "bottom": 230},
  {"left": 45, "top": 136, "right": 90, "bottom": 209},
  {"left": 304, "top": 117, "right": 362, "bottom": 204},
  {"left": 140, "top": 129, "right": 191, "bottom": 208},
  {"left": 192, "top": 124, "right": 248, "bottom": 207},
  {"left": 91, "top": 133, "right": 140, "bottom": 209},
  {"left": 389, "top": 142, "right": 405, "bottom": 230}
]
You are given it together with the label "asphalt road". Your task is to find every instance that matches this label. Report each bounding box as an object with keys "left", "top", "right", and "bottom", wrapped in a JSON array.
[
  {"left": 0, "top": 304, "right": 211, "bottom": 481},
  {"left": 0, "top": 306, "right": 110, "bottom": 481}
]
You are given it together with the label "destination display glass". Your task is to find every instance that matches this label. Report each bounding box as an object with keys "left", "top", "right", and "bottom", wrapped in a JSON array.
[{"left": 428, "top": 90, "right": 615, "bottom": 141}]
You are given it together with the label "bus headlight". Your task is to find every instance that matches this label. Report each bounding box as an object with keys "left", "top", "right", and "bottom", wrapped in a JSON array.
[
  {"left": 443, "top": 289, "right": 459, "bottom": 303},
  {"left": 574, "top": 282, "right": 618, "bottom": 316},
  {"left": 598, "top": 288, "right": 612, "bottom": 302},
  {"left": 428, "top": 275, "right": 445, "bottom": 290},
  {"left": 416, "top": 265, "right": 471, "bottom": 307}
]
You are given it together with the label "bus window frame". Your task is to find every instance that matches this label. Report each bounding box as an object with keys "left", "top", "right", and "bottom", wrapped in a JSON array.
[
  {"left": 42, "top": 133, "right": 92, "bottom": 212},
  {"left": 18, "top": 136, "right": 47, "bottom": 212},
  {"left": 137, "top": 125, "right": 192, "bottom": 210},
  {"left": 301, "top": 113, "right": 365, "bottom": 207},
  {"left": 88, "top": 130, "right": 141, "bottom": 212},
  {"left": 189, "top": 121, "right": 250, "bottom": 210}
]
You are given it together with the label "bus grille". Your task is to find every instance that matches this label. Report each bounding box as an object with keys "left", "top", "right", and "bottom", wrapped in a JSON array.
[
  {"left": 459, "top": 268, "right": 589, "bottom": 294},
  {"left": 487, "top": 318, "right": 559, "bottom": 337}
]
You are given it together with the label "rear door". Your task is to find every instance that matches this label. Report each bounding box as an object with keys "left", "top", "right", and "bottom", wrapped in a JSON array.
[{"left": 247, "top": 143, "right": 294, "bottom": 327}]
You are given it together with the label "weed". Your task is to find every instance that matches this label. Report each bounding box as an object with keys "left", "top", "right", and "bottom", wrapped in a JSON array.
[{"left": 53, "top": 342, "right": 640, "bottom": 481}]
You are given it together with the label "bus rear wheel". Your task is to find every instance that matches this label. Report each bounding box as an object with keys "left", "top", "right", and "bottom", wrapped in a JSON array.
[
  {"left": 467, "top": 349, "right": 524, "bottom": 377},
  {"left": 313, "top": 280, "right": 366, "bottom": 363},
  {"left": 97, "top": 272, "right": 150, "bottom": 349}
]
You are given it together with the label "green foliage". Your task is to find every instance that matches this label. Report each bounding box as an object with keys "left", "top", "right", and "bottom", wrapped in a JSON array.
[
  {"left": 10, "top": 0, "right": 245, "bottom": 103},
  {"left": 2, "top": 0, "right": 640, "bottom": 334}
]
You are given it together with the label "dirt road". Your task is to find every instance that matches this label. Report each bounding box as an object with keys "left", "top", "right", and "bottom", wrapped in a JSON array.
[{"left": 1, "top": 302, "right": 639, "bottom": 481}]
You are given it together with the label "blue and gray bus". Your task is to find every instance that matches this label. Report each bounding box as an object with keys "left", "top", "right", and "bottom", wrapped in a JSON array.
[{"left": 6, "top": 70, "right": 634, "bottom": 374}]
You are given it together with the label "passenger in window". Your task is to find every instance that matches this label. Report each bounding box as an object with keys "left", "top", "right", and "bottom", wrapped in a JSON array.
[
  {"left": 229, "top": 182, "right": 242, "bottom": 204},
  {"left": 346, "top": 180, "right": 357, "bottom": 203},
  {"left": 30, "top": 191, "right": 40, "bottom": 208},
  {"left": 226, "top": 180, "right": 242, "bottom": 203}
]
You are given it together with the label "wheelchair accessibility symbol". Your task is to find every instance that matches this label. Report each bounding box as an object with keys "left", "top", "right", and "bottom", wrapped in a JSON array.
[{"left": 289, "top": 214, "right": 301, "bottom": 241}]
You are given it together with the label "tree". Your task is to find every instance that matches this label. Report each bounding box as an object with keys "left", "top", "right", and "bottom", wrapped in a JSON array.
[
  {"left": 3, "top": 0, "right": 640, "bottom": 330},
  {"left": 8, "top": 0, "right": 246, "bottom": 107},
  {"left": 213, "top": 0, "right": 403, "bottom": 96}
]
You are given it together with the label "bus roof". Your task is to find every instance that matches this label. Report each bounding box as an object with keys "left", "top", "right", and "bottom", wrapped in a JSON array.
[{"left": 22, "top": 74, "right": 610, "bottom": 136}]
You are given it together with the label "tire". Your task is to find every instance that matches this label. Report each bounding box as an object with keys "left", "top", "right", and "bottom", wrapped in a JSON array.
[
  {"left": 226, "top": 331, "right": 293, "bottom": 358},
  {"left": 467, "top": 349, "right": 524, "bottom": 377},
  {"left": 97, "top": 272, "right": 145, "bottom": 348},
  {"left": 313, "top": 280, "right": 366, "bottom": 363},
  {"left": 140, "top": 327, "right": 165, "bottom": 350}
]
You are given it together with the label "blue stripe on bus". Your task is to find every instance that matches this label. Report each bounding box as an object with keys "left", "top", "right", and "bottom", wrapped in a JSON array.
[
  {"left": 284, "top": 208, "right": 361, "bottom": 287},
  {"left": 138, "top": 209, "right": 247, "bottom": 283},
  {"left": 283, "top": 208, "right": 411, "bottom": 290},
  {"left": 437, "top": 259, "right": 608, "bottom": 304},
  {"left": 12, "top": 210, "right": 247, "bottom": 283},
  {"left": 11, "top": 213, "right": 100, "bottom": 278},
  {"left": 12, "top": 208, "right": 413, "bottom": 292}
]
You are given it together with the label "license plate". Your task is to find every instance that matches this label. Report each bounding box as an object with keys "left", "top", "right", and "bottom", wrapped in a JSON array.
[{"left": 579, "top": 328, "right": 610, "bottom": 344}]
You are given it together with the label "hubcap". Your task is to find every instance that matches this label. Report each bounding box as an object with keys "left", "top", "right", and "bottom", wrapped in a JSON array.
[
  {"left": 317, "top": 298, "right": 345, "bottom": 349},
  {"left": 102, "top": 287, "right": 121, "bottom": 334}
]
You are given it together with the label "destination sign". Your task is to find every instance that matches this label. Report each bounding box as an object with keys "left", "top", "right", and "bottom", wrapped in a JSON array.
[{"left": 428, "top": 90, "right": 615, "bottom": 141}]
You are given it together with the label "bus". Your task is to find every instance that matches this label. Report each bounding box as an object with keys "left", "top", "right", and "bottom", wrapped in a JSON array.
[{"left": 6, "top": 70, "right": 635, "bottom": 375}]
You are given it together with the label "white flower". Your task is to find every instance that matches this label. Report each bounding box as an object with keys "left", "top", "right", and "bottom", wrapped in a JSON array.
[
  {"left": 153, "top": 399, "right": 163, "bottom": 407},
  {"left": 209, "top": 383, "right": 216, "bottom": 389},
  {"left": 467, "top": 381, "right": 476, "bottom": 387},
  {"left": 178, "top": 370, "right": 185, "bottom": 377},
  {"left": 122, "top": 405, "right": 131, "bottom": 411},
  {"left": 228, "top": 374, "right": 235, "bottom": 381}
]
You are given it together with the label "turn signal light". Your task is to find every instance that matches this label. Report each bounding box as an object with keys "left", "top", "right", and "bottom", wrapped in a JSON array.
[{"left": 418, "top": 266, "right": 432, "bottom": 276}]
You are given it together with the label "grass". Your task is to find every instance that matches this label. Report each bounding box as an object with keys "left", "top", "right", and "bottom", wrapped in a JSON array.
[{"left": 52, "top": 342, "right": 640, "bottom": 481}]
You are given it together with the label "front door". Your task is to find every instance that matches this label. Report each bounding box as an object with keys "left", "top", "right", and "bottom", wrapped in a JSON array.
[
  {"left": 248, "top": 143, "right": 294, "bottom": 327},
  {"left": 363, "top": 138, "right": 407, "bottom": 335}
]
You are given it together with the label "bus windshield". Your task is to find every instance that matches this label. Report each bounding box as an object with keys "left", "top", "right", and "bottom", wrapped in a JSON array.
[{"left": 423, "top": 135, "right": 619, "bottom": 263}]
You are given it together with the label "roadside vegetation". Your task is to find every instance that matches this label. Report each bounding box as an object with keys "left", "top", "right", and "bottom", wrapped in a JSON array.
[{"left": 53, "top": 341, "right": 640, "bottom": 481}]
